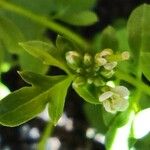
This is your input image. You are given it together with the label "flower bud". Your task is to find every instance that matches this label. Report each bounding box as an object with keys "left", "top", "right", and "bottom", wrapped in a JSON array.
[
  {"left": 76, "top": 68, "right": 84, "bottom": 74},
  {"left": 104, "top": 62, "right": 117, "bottom": 70},
  {"left": 65, "top": 51, "right": 82, "bottom": 70},
  {"left": 99, "top": 85, "right": 129, "bottom": 113},
  {"left": 95, "top": 53, "right": 107, "bottom": 66},
  {"left": 83, "top": 53, "right": 92, "bottom": 66},
  {"left": 87, "top": 78, "right": 93, "bottom": 84},
  {"left": 121, "top": 51, "right": 130, "bottom": 60},
  {"left": 93, "top": 78, "right": 105, "bottom": 87},
  {"left": 101, "top": 70, "right": 115, "bottom": 78},
  {"left": 72, "top": 76, "right": 85, "bottom": 88},
  {"left": 100, "top": 49, "right": 113, "bottom": 57}
]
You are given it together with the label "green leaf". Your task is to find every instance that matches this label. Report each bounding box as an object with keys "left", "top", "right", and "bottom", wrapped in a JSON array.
[
  {"left": 60, "top": 11, "right": 98, "bottom": 26},
  {"left": 48, "top": 76, "right": 73, "bottom": 125},
  {"left": 19, "top": 50, "right": 48, "bottom": 74},
  {"left": 0, "top": 87, "right": 47, "bottom": 126},
  {"left": 50, "top": 0, "right": 97, "bottom": 14},
  {"left": 19, "top": 41, "right": 69, "bottom": 73},
  {"left": 0, "top": 71, "right": 70, "bottom": 126},
  {"left": 105, "top": 110, "right": 135, "bottom": 150},
  {"left": 73, "top": 84, "right": 100, "bottom": 104},
  {"left": 0, "top": 16, "right": 24, "bottom": 53},
  {"left": 116, "top": 28, "right": 129, "bottom": 51},
  {"left": 127, "top": 4, "right": 150, "bottom": 79},
  {"left": 20, "top": 71, "right": 73, "bottom": 125},
  {"left": 56, "top": 35, "right": 77, "bottom": 54},
  {"left": 102, "top": 108, "right": 116, "bottom": 126},
  {"left": 0, "top": 42, "right": 12, "bottom": 73},
  {"left": 19, "top": 71, "right": 67, "bottom": 88},
  {"left": 115, "top": 27, "right": 132, "bottom": 73},
  {"left": 141, "top": 53, "right": 150, "bottom": 81},
  {"left": 139, "top": 94, "right": 150, "bottom": 109},
  {"left": 11, "top": 0, "right": 53, "bottom": 15},
  {"left": 134, "top": 133, "right": 150, "bottom": 150},
  {"left": 84, "top": 103, "right": 107, "bottom": 134},
  {"left": 100, "top": 26, "right": 119, "bottom": 51},
  {"left": 0, "top": 42, "right": 5, "bottom": 71},
  {"left": 0, "top": 0, "right": 52, "bottom": 39}
]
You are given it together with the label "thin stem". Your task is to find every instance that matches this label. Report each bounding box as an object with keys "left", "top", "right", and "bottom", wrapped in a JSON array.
[
  {"left": 0, "top": 0, "right": 88, "bottom": 48},
  {"left": 131, "top": 89, "right": 142, "bottom": 112},
  {"left": 116, "top": 71, "right": 150, "bottom": 96},
  {"left": 38, "top": 121, "right": 54, "bottom": 150}
]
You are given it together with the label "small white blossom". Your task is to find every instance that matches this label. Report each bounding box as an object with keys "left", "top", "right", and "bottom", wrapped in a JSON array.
[
  {"left": 103, "top": 62, "right": 117, "bottom": 70},
  {"left": 95, "top": 49, "right": 117, "bottom": 70},
  {"left": 65, "top": 51, "right": 82, "bottom": 69},
  {"left": 121, "top": 51, "right": 130, "bottom": 60},
  {"left": 99, "top": 86, "right": 129, "bottom": 113},
  {"left": 100, "top": 49, "right": 113, "bottom": 57}
]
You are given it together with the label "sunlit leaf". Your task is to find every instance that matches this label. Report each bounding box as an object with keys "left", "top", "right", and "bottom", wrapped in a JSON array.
[
  {"left": 0, "top": 16, "right": 24, "bottom": 53},
  {"left": 19, "top": 50, "right": 48, "bottom": 74},
  {"left": 48, "top": 76, "right": 73, "bottom": 125},
  {"left": 0, "top": 82, "right": 10, "bottom": 100},
  {"left": 50, "top": 0, "right": 97, "bottom": 14},
  {"left": 0, "top": 71, "right": 70, "bottom": 126},
  {"left": 19, "top": 41, "right": 69, "bottom": 73},
  {"left": 60, "top": 11, "right": 98, "bottom": 26},
  {"left": 127, "top": 4, "right": 150, "bottom": 79}
]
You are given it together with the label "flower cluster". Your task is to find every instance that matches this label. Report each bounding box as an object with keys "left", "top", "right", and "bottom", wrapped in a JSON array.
[
  {"left": 99, "top": 85, "right": 129, "bottom": 113},
  {"left": 65, "top": 49, "right": 130, "bottom": 113}
]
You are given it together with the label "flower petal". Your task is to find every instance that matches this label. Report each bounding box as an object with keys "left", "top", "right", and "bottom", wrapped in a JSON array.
[
  {"left": 99, "top": 91, "right": 113, "bottom": 102},
  {"left": 112, "top": 98, "right": 129, "bottom": 111},
  {"left": 100, "top": 49, "right": 113, "bottom": 57},
  {"left": 104, "top": 62, "right": 117, "bottom": 70},
  {"left": 95, "top": 55, "right": 107, "bottom": 66},
  {"left": 103, "top": 100, "right": 116, "bottom": 113},
  {"left": 112, "top": 86, "right": 129, "bottom": 97}
]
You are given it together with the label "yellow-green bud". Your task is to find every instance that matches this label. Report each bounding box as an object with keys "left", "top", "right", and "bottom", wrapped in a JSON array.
[
  {"left": 72, "top": 76, "right": 85, "bottom": 88},
  {"left": 93, "top": 78, "right": 105, "bottom": 87},
  {"left": 87, "top": 78, "right": 93, "bottom": 84},
  {"left": 83, "top": 53, "right": 92, "bottom": 66},
  {"left": 121, "top": 51, "right": 130, "bottom": 60},
  {"left": 100, "top": 49, "right": 113, "bottom": 57},
  {"left": 101, "top": 70, "right": 115, "bottom": 78},
  {"left": 65, "top": 51, "right": 82, "bottom": 70},
  {"left": 76, "top": 68, "right": 84, "bottom": 74},
  {"left": 95, "top": 53, "right": 107, "bottom": 66}
]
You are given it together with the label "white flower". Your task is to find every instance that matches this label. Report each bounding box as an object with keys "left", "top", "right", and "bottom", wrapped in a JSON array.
[
  {"left": 95, "top": 49, "right": 117, "bottom": 70},
  {"left": 99, "top": 86, "right": 129, "bottom": 113}
]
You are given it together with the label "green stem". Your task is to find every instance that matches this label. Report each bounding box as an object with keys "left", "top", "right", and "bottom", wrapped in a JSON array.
[
  {"left": 116, "top": 71, "right": 150, "bottom": 96},
  {"left": 131, "top": 89, "right": 142, "bottom": 112},
  {"left": 0, "top": 0, "right": 88, "bottom": 48},
  {"left": 38, "top": 121, "right": 54, "bottom": 150}
]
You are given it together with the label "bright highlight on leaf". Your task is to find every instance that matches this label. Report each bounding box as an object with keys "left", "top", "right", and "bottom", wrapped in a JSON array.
[
  {"left": 109, "top": 111, "right": 135, "bottom": 150},
  {"left": 0, "top": 82, "right": 10, "bottom": 100},
  {"left": 133, "top": 108, "right": 150, "bottom": 139}
]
